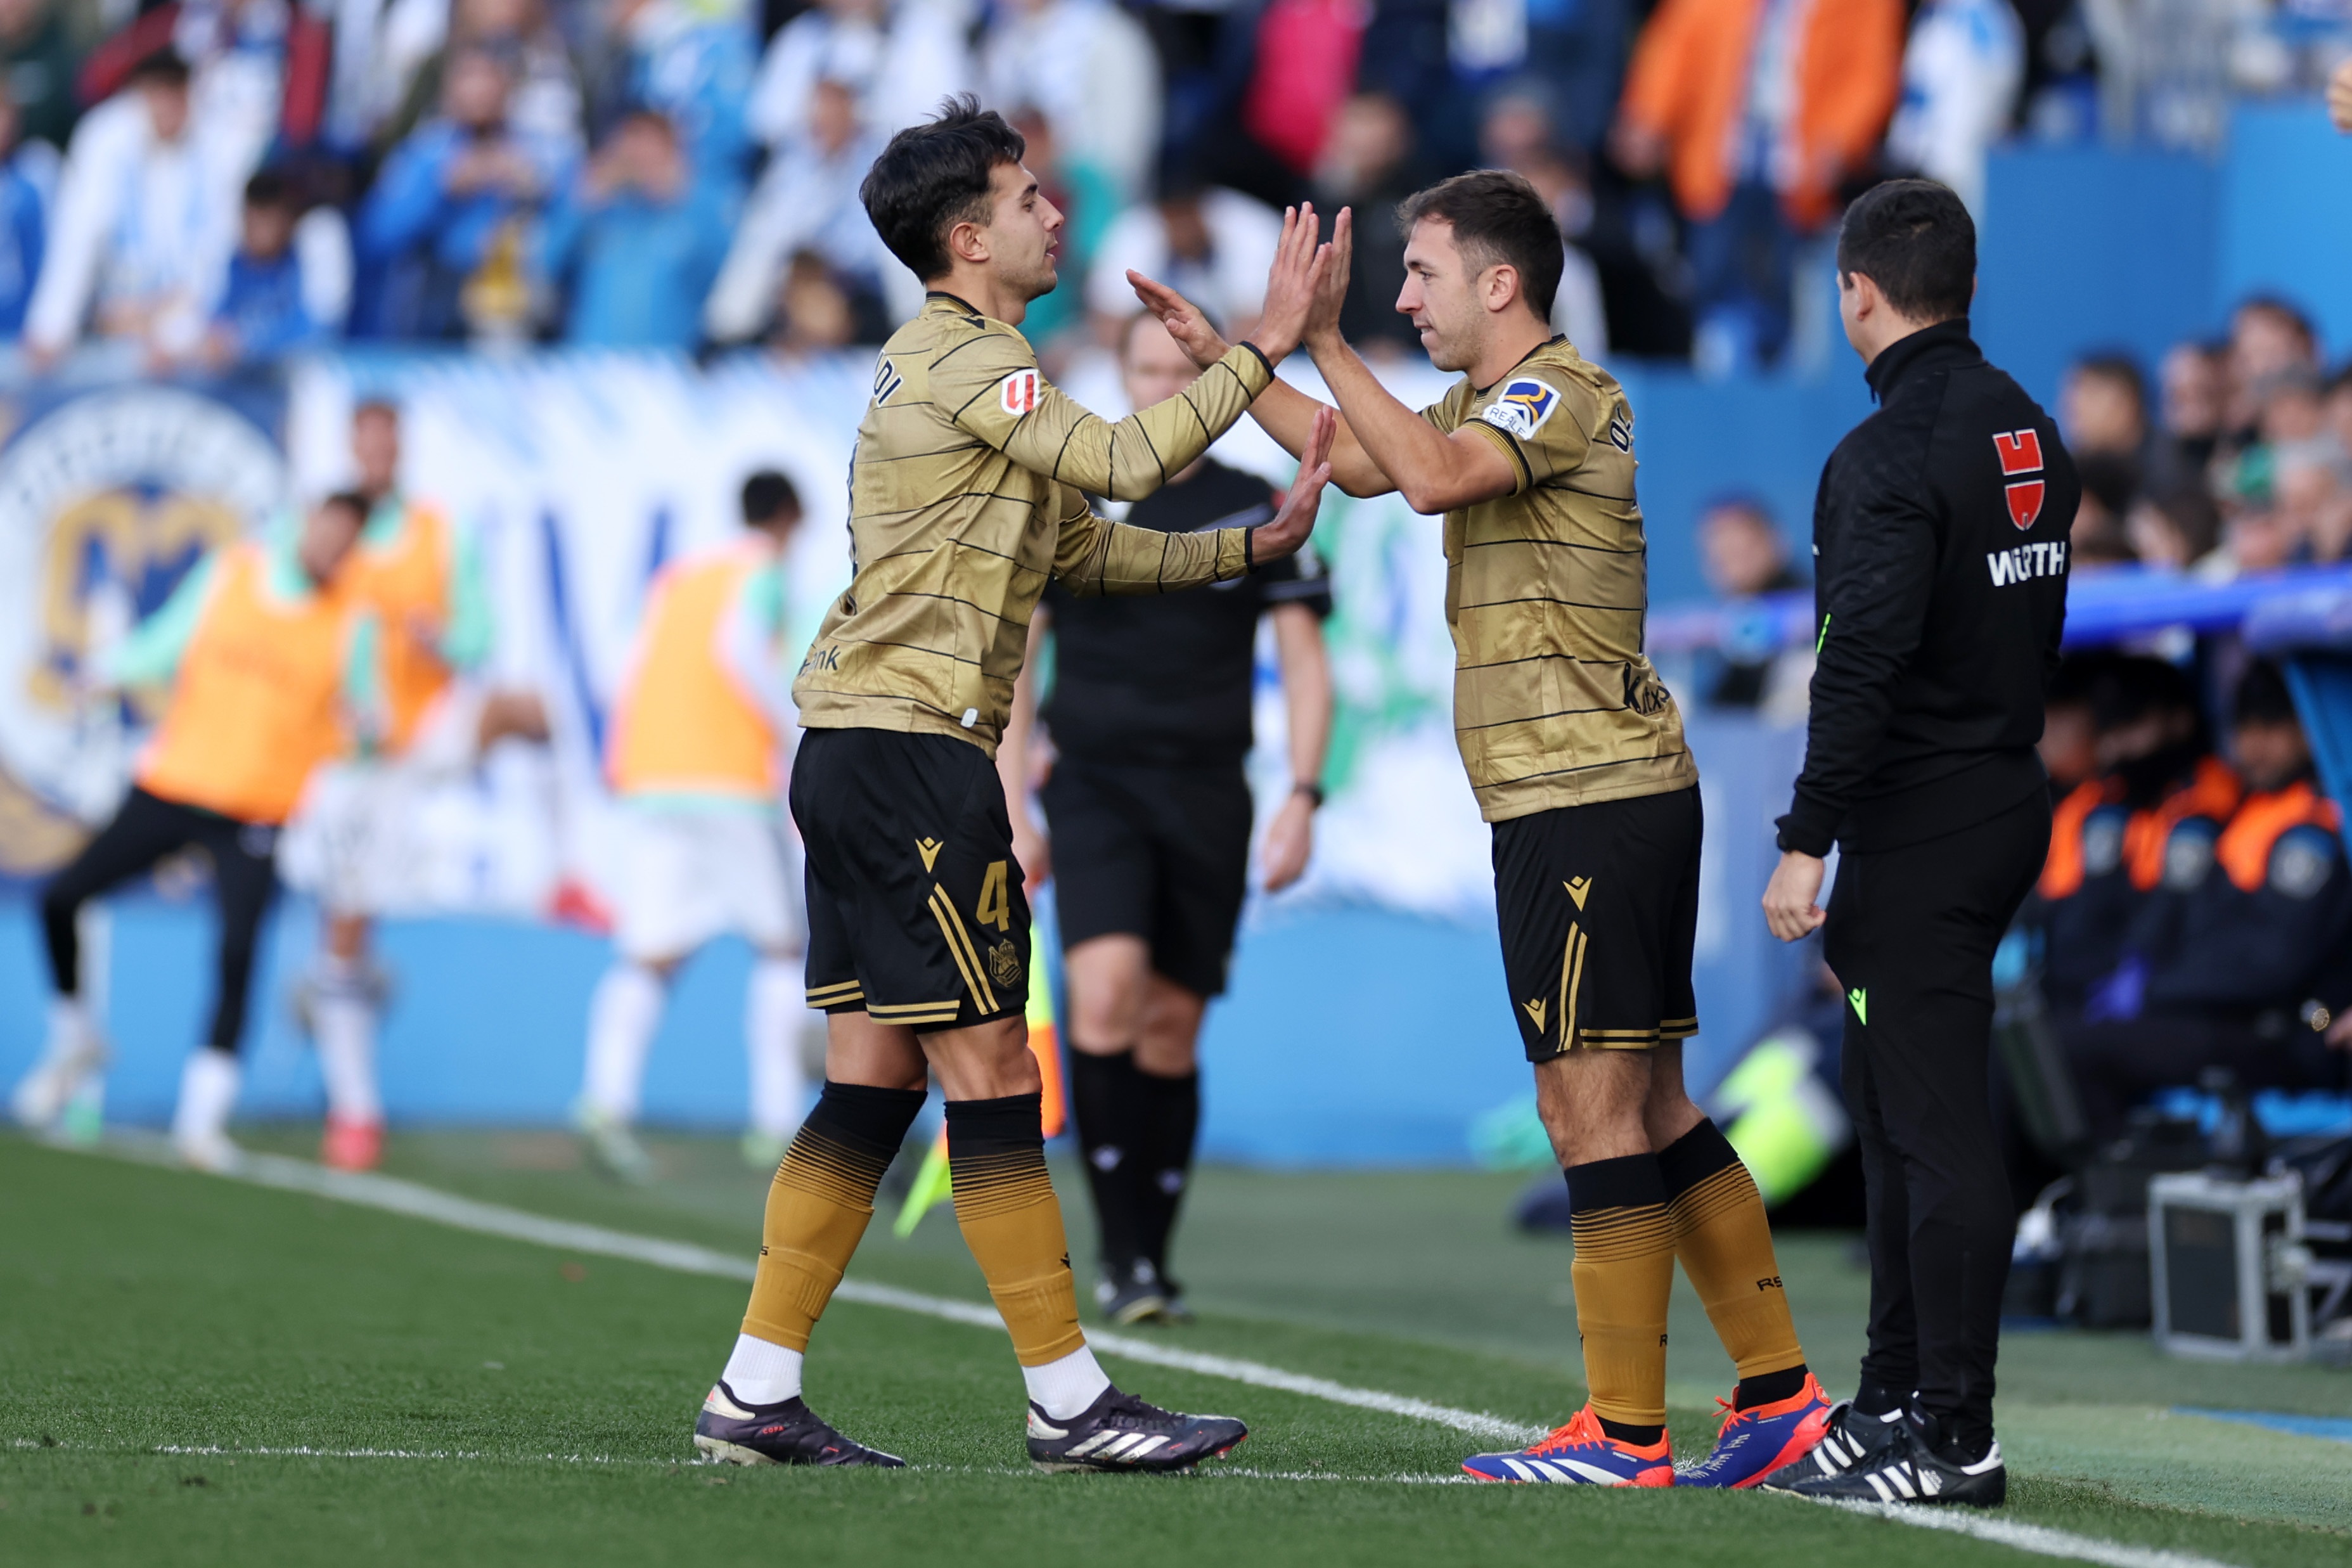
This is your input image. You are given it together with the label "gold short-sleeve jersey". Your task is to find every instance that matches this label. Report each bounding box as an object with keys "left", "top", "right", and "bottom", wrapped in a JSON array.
[
  {"left": 794, "top": 293, "right": 1274, "bottom": 753},
  {"left": 1424, "top": 335, "right": 1697, "bottom": 822}
]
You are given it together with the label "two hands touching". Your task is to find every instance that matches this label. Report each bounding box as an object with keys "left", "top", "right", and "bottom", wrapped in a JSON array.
[
  {"left": 1128, "top": 200, "right": 1358, "bottom": 371},
  {"left": 1120, "top": 202, "right": 1358, "bottom": 567}
]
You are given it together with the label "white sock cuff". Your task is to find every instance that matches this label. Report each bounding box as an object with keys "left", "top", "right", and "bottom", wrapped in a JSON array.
[
  {"left": 1021, "top": 1346, "right": 1112, "bottom": 1421},
  {"left": 719, "top": 1332, "right": 804, "bottom": 1406}
]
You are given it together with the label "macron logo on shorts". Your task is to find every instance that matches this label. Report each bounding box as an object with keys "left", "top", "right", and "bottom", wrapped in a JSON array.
[{"left": 999, "top": 369, "right": 1039, "bottom": 418}]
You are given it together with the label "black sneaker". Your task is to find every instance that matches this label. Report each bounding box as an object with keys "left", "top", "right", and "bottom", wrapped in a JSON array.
[
  {"left": 1778, "top": 1415, "right": 2005, "bottom": 1507},
  {"left": 1094, "top": 1261, "right": 1169, "bottom": 1326},
  {"left": 692, "top": 1382, "right": 906, "bottom": 1467},
  {"left": 1025, "top": 1386, "right": 1247, "bottom": 1473},
  {"left": 1758, "top": 1399, "right": 1905, "bottom": 1490}
]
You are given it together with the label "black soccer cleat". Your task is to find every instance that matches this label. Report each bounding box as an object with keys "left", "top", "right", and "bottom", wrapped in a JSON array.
[
  {"left": 692, "top": 1382, "right": 906, "bottom": 1468},
  {"left": 1095, "top": 1261, "right": 1170, "bottom": 1326},
  {"left": 1025, "top": 1386, "right": 1247, "bottom": 1473},
  {"left": 1775, "top": 1417, "right": 2005, "bottom": 1508},
  {"left": 1758, "top": 1398, "right": 1905, "bottom": 1491}
]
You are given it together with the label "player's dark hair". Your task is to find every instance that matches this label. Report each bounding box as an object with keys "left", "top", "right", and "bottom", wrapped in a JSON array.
[
  {"left": 2235, "top": 660, "right": 2298, "bottom": 728},
  {"left": 741, "top": 468, "right": 800, "bottom": 526},
  {"left": 861, "top": 95, "right": 1027, "bottom": 283},
  {"left": 1835, "top": 179, "right": 1975, "bottom": 323},
  {"left": 321, "top": 490, "right": 372, "bottom": 522},
  {"left": 1396, "top": 170, "right": 1564, "bottom": 321},
  {"left": 128, "top": 48, "right": 191, "bottom": 87}
]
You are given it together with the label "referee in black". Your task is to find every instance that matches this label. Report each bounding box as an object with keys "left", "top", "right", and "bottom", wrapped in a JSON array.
[
  {"left": 1758, "top": 181, "right": 2076, "bottom": 1507},
  {"left": 999, "top": 309, "right": 1334, "bottom": 1325}
]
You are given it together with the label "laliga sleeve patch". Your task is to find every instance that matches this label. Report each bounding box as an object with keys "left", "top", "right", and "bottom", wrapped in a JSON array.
[
  {"left": 1477, "top": 377, "right": 1560, "bottom": 441},
  {"left": 999, "top": 368, "right": 1040, "bottom": 418}
]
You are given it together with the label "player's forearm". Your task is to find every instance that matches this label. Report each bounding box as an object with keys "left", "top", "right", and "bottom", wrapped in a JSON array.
[
  {"left": 1308, "top": 337, "right": 1472, "bottom": 513},
  {"left": 1053, "top": 504, "right": 1250, "bottom": 596},
  {"left": 997, "top": 617, "right": 1046, "bottom": 818},
  {"left": 1248, "top": 379, "right": 1392, "bottom": 498},
  {"left": 1026, "top": 344, "right": 1273, "bottom": 502},
  {"left": 1273, "top": 607, "right": 1332, "bottom": 791}
]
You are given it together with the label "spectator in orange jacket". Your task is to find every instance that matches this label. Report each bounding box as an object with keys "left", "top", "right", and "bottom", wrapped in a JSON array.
[{"left": 1610, "top": 0, "right": 1901, "bottom": 370}]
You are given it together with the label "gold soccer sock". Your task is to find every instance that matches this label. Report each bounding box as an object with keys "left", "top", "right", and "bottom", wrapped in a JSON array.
[
  {"left": 1659, "top": 1118, "right": 1809, "bottom": 1405},
  {"left": 741, "top": 1081, "right": 927, "bottom": 1351},
  {"left": 948, "top": 1093, "right": 1088, "bottom": 1367},
  {"left": 1564, "top": 1154, "right": 1677, "bottom": 1438}
]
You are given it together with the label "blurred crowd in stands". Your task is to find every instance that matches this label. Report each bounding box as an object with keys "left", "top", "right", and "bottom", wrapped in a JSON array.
[
  {"left": 1, "top": 0, "right": 2348, "bottom": 377},
  {"left": 2055, "top": 301, "right": 2352, "bottom": 579}
]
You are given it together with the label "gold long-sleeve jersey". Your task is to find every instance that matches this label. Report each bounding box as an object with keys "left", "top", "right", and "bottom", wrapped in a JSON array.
[
  {"left": 1425, "top": 335, "right": 1698, "bottom": 823},
  {"left": 794, "top": 293, "right": 1275, "bottom": 753}
]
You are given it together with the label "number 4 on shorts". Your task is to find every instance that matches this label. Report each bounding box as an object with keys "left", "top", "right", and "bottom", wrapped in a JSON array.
[{"left": 977, "top": 861, "right": 1012, "bottom": 932}]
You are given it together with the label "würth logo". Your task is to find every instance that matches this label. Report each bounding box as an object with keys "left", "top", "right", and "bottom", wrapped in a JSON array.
[
  {"left": 1993, "top": 428, "right": 2045, "bottom": 530},
  {"left": 999, "top": 368, "right": 1040, "bottom": 418}
]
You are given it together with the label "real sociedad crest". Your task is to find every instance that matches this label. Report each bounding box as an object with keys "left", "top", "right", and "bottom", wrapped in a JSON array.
[{"left": 0, "top": 382, "right": 286, "bottom": 871}]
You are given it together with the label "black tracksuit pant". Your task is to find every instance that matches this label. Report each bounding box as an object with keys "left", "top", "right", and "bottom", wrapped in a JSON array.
[
  {"left": 1823, "top": 790, "right": 2050, "bottom": 1451},
  {"left": 41, "top": 787, "right": 280, "bottom": 1054}
]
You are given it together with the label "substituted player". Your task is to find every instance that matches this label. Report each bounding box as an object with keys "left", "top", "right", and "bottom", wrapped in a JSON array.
[
  {"left": 1140, "top": 174, "right": 1828, "bottom": 1486},
  {"left": 1759, "top": 181, "right": 2076, "bottom": 1507},
  {"left": 999, "top": 310, "right": 1335, "bottom": 1325},
  {"left": 689, "top": 97, "right": 1336, "bottom": 1475}
]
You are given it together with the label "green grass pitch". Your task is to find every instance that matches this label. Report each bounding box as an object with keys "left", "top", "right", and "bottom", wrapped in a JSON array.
[{"left": 3, "top": 1129, "right": 2348, "bottom": 1567}]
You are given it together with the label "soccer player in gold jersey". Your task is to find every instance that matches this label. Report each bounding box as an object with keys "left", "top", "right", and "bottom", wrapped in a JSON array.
[
  {"left": 1136, "top": 174, "right": 1828, "bottom": 1486},
  {"left": 691, "top": 97, "right": 1336, "bottom": 1474}
]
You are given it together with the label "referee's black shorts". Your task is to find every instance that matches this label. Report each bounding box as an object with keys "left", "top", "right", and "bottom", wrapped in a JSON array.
[
  {"left": 1040, "top": 757, "right": 1253, "bottom": 999},
  {"left": 1492, "top": 785, "right": 1701, "bottom": 1062},
  {"left": 792, "top": 726, "right": 1030, "bottom": 1032}
]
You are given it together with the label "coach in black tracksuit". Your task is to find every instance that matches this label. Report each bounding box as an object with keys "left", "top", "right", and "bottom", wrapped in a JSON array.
[{"left": 1759, "top": 181, "right": 2077, "bottom": 1507}]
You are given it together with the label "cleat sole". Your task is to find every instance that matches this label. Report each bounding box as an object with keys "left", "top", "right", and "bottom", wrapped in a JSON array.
[
  {"left": 693, "top": 1436, "right": 780, "bottom": 1466},
  {"left": 1031, "top": 1433, "right": 1245, "bottom": 1476}
]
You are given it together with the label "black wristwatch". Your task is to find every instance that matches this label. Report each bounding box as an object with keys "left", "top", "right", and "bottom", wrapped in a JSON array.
[{"left": 1293, "top": 782, "right": 1325, "bottom": 809}]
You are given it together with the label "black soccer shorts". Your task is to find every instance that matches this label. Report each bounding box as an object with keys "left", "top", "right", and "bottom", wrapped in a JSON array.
[
  {"left": 1491, "top": 785, "right": 1700, "bottom": 1062},
  {"left": 792, "top": 726, "right": 1031, "bottom": 1031},
  {"left": 1039, "top": 757, "right": 1253, "bottom": 999}
]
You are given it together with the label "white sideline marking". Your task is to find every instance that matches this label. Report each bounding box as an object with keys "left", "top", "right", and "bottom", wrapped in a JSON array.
[
  {"left": 46, "top": 1138, "right": 2251, "bottom": 1568},
  {"left": 80, "top": 1140, "right": 1540, "bottom": 1446},
  {"left": 1809, "top": 1500, "right": 2240, "bottom": 1568}
]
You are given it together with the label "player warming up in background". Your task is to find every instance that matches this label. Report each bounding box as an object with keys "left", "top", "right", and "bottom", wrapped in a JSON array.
[
  {"left": 1147, "top": 176, "right": 1827, "bottom": 1486},
  {"left": 16, "top": 495, "right": 372, "bottom": 1169},
  {"left": 578, "top": 471, "right": 812, "bottom": 1181},
  {"left": 282, "top": 401, "right": 494, "bottom": 1171},
  {"left": 1000, "top": 311, "right": 1335, "bottom": 1326},
  {"left": 690, "top": 97, "right": 1336, "bottom": 1474}
]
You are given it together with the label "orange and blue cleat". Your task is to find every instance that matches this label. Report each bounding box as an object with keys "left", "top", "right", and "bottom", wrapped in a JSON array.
[
  {"left": 1462, "top": 1406, "right": 1674, "bottom": 1486},
  {"left": 1674, "top": 1372, "right": 1834, "bottom": 1488}
]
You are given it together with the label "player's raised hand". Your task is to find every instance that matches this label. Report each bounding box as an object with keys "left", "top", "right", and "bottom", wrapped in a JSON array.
[
  {"left": 1127, "top": 271, "right": 1230, "bottom": 370},
  {"left": 1252, "top": 405, "right": 1337, "bottom": 563},
  {"left": 1249, "top": 202, "right": 1332, "bottom": 364},
  {"left": 1302, "top": 206, "right": 1353, "bottom": 354}
]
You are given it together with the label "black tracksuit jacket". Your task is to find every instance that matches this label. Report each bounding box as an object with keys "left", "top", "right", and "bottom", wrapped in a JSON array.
[{"left": 1777, "top": 319, "right": 2079, "bottom": 858}]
